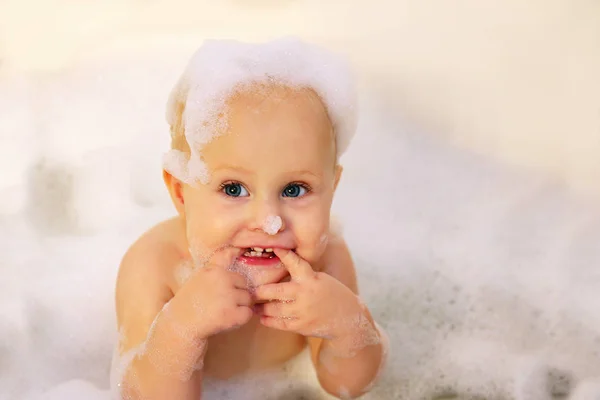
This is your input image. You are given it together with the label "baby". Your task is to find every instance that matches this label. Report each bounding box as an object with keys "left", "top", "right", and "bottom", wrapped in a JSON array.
[{"left": 112, "top": 38, "right": 387, "bottom": 399}]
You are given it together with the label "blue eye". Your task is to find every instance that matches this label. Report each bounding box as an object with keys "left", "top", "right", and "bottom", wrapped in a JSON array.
[
  {"left": 222, "top": 183, "right": 249, "bottom": 197},
  {"left": 282, "top": 183, "right": 308, "bottom": 198}
]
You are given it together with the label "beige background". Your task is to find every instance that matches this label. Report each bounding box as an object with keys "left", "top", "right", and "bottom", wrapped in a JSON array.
[
  {"left": 2, "top": 2, "right": 600, "bottom": 398},
  {"left": 1, "top": 0, "right": 599, "bottom": 194}
]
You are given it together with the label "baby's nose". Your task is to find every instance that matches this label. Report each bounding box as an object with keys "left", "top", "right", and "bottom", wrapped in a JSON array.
[
  {"left": 249, "top": 199, "right": 284, "bottom": 235},
  {"left": 261, "top": 215, "right": 283, "bottom": 235}
]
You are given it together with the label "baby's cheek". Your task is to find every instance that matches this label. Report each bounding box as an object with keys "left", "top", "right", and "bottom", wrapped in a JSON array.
[
  {"left": 186, "top": 204, "right": 246, "bottom": 265},
  {"left": 185, "top": 225, "right": 213, "bottom": 266},
  {"left": 293, "top": 217, "right": 329, "bottom": 258}
]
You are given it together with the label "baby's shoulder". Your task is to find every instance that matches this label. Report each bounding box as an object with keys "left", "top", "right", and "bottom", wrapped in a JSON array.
[
  {"left": 121, "top": 217, "right": 183, "bottom": 272},
  {"left": 114, "top": 217, "right": 184, "bottom": 352},
  {"left": 116, "top": 217, "right": 184, "bottom": 302},
  {"left": 319, "top": 229, "right": 359, "bottom": 294}
]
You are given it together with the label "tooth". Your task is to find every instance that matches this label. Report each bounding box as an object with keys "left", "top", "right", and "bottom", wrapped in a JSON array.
[
  {"left": 244, "top": 252, "right": 251, "bottom": 256},
  {"left": 253, "top": 247, "right": 264, "bottom": 252},
  {"left": 266, "top": 248, "right": 273, "bottom": 252}
]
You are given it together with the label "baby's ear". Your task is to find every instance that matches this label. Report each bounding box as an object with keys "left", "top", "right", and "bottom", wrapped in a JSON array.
[
  {"left": 163, "top": 170, "right": 186, "bottom": 215},
  {"left": 333, "top": 164, "right": 343, "bottom": 191}
]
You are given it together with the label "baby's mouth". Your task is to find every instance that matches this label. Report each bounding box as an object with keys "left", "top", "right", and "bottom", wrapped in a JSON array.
[{"left": 243, "top": 247, "right": 276, "bottom": 258}]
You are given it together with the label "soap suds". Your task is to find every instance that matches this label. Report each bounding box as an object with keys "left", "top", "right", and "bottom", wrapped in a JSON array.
[
  {"left": 163, "top": 37, "right": 357, "bottom": 185},
  {"left": 262, "top": 214, "right": 282, "bottom": 235}
]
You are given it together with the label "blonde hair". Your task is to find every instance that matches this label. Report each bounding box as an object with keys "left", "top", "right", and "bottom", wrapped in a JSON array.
[
  {"left": 168, "top": 98, "right": 191, "bottom": 155},
  {"left": 167, "top": 82, "right": 336, "bottom": 157},
  {"left": 163, "top": 39, "right": 357, "bottom": 185}
]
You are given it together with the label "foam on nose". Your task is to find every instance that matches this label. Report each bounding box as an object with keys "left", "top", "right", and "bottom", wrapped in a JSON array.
[{"left": 262, "top": 215, "right": 282, "bottom": 235}]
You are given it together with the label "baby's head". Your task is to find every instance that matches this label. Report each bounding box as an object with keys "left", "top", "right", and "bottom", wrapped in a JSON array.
[{"left": 162, "top": 38, "right": 357, "bottom": 269}]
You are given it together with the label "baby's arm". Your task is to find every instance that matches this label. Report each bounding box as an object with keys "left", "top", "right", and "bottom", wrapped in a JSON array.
[
  {"left": 308, "top": 239, "right": 387, "bottom": 398},
  {"left": 113, "top": 243, "right": 205, "bottom": 400}
]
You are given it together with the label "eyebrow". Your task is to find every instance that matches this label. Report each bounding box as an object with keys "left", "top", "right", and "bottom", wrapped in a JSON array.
[
  {"left": 212, "top": 165, "right": 255, "bottom": 175},
  {"left": 212, "top": 165, "right": 321, "bottom": 179}
]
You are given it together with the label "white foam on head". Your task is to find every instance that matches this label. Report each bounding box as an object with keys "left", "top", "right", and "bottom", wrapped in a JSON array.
[
  {"left": 163, "top": 37, "right": 358, "bottom": 185},
  {"left": 262, "top": 214, "right": 282, "bottom": 235}
]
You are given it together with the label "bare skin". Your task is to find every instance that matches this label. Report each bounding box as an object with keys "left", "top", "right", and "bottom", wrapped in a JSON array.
[{"left": 114, "top": 85, "right": 385, "bottom": 399}]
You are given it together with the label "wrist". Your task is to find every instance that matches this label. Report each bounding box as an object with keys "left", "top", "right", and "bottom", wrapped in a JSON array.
[
  {"left": 143, "top": 304, "right": 208, "bottom": 380},
  {"left": 324, "top": 301, "right": 380, "bottom": 358},
  {"left": 162, "top": 298, "right": 210, "bottom": 344}
]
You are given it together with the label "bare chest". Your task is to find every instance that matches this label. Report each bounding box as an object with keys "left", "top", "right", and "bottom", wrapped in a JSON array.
[{"left": 202, "top": 316, "right": 307, "bottom": 379}]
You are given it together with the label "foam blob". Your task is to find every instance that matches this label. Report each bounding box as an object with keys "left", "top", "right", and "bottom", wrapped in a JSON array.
[
  {"left": 174, "top": 260, "right": 194, "bottom": 287},
  {"left": 0, "top": 75, "right": 37, "bottom": 216},
  {"left": 30, "top": 379, "right": 108, "bottom": 400},
  {"left": 262, "top": 214, "right": 282, "bottom": 235},
  {"left": 0, "top": 296, "right": 30, "bottom": 398},
  {"left": 110, "top": 304, "right": 208, "bottom": 399},
  {"left": 27, "top": 148, "right": 135, "bottom": 234},
  {"left": 70, "top": 148, "right": 135, "bottom": 232},
  {"left": 163, "top": 37, "right": 357, "bottom": 185},
  {"left": 109, "top": 339, "right": 140, "bottom": 399},
  {"left": 569, "top": 379, "right": 600, "bottom": 400},
  {"left": 416, "top": 335, "right": 558, "bottom": 400}
]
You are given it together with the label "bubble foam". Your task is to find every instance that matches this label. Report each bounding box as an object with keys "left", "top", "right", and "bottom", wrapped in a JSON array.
[{"left": 163, "top": 37, "right": 357, "bottom": 185}]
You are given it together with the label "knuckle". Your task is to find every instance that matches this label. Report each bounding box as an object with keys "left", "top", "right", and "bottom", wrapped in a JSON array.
[
  {"left": 263, "top": 302, "right": 273, "bottom": 314},
  {"left": 242, "top": 292, "right": 252, "bottom": 304},
  {"left": 236, "top": 307, "right": 252, "bottom": 323},
  {"left": 270, "top": 302, "right": 281, "bottom": 313},
  {"left": 258, "top": 285, "right": 269, "bottom": 296}
]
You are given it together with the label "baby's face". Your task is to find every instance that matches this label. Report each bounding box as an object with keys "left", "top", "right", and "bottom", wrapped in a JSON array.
[{"left": 180, "top": 86, "right": 341, "bottom": 273}]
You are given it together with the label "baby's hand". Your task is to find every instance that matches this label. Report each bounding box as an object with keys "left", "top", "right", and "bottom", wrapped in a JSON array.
[
  {"left": 167, "top": 247, "right": 253, "bottom": 341},
  {"left": 253, "top": 249, "right": 369, "bottom": 343}
]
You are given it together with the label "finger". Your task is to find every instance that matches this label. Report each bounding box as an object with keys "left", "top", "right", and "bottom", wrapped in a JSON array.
[
  {"left": 259, "top": 300, "right": 294, "bottom": 318},
  {"left": 259, "top": 315, "right": 298, "bottom": 331},
  {"left": 249, "top": 267, "right": 290, "bottom": 288},
  {"left": 253, "top": 282, "right": 297, "bottom": 302},
  {"left": 233, "top": 306, "right": 253, "bottom": 326},
  {"left": 228, "top": 271, "right": 250, "bottom": 290},
  {"left": 273, "top": 249, "right": 314, "bottom": 281},
  {"left": 234, "top": 289, "right": 252, "bottom": 306},
  {"left": 209, "top": 246, "right": 242, "bottom": 269}
]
